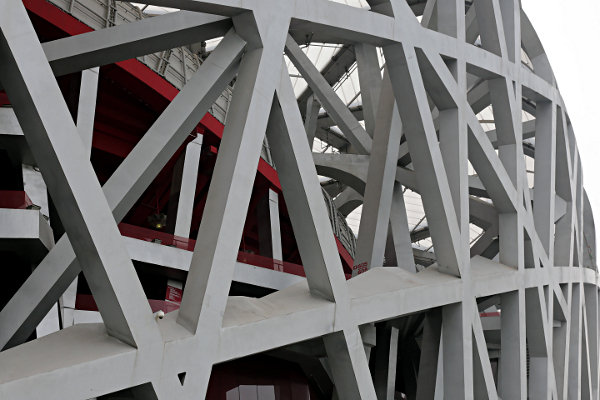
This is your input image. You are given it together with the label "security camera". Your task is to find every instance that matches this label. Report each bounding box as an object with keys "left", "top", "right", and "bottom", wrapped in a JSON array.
[{"left": 155, "top": 310, "right": 165, "bottom": 321}]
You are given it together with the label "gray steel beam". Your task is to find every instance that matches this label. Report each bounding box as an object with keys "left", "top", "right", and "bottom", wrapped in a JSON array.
[
  {"left": 415, "top": 308, "right": 442, "bottom": 400},
  {"left": 257, "top": 189, "right": 283, "bottom": 261},
  {"left": 0, "top": 0, "right": 595, "bottom": 398},
  {"left": 373, "top": 322, "right": 399, "bottom": 400},
  {"left": 305, "top": 94, "right": 321, "bottom": 148},
  {"left": 166, "top": 136, "right": 203, "bottom": 238},
  {"left": 285, "top": 35, "right": 373, "bottom": 155},
  {"left": 385, "top": 43, "right": 461, "bottom": 277},
  {"left": 0, "top": 29, "right": 246, "bottom": 350},
  {"left": 175, "top": 11, "right": 290, "bottom": 335},
  {"left": 353, "top": 69, "right": 402, "bottom": 275},
  {"left": 0, "top": 0, "right": 161, "bottom": 348},
  {"left": 59, "top": 66, "right": 98, "bottom": 329},
  {"left": 296, "top": 44, "right": 356, "bottom": 116},
  {"left": 76, "top": 68, "right": 99, "bottom": 158},
  {"left": 0, "top": 12, "right": 231, "bottom": 86},
  {"left": 354, "top": 42, "right": 382, "bottom": 137},
  {"left": 385, "top": 181, "right": 417, "bottom": 272},
  {"left": 318, "top": 106, "right": 363, "bottom": 130}
]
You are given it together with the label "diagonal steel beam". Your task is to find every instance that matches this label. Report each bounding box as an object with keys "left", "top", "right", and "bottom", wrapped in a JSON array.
[
  {"left": 268, "top": 64, "right": 349, "bottom": 301},
  {"left": 352, "top": 69, "right": 402, "bottom": 274},
  {"left": 285, "top": 35, "right": 373, "bottom": 155},
  {"left": 385, "top": 43, "right": 461, "bottom": 277},
  {"left": 0, "top": 29, "right": 246, "bottom": 350},
  {"left": 0, "top": 11, "right": 232, "bottom": 92},
  {"left": 176, "top": 12, "right": 290, "bottom": 336},
  {"left": 42, "top": 11, "right": 232, "bottom": 77},
  {"left": 0, "top": 0, "right": 161, "bottom": 348}
]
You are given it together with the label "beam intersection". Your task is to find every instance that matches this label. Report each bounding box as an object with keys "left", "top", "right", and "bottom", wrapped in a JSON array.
[{"left": 0, "top": 0, "right": 596, "bottom": 399}]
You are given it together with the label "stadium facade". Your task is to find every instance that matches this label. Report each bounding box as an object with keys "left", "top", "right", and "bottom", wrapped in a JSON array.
[{"left": 0, "top": 0, "right": 597, "bottom": 399}]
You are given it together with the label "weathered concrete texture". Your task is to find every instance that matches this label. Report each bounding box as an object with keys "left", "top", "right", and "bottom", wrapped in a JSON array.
[{"left": 0, "top": 0, "right": 596, "bottom": 399}]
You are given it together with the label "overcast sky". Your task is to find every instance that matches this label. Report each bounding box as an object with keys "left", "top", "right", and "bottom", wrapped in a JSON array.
[{"left": 521, "top": 0, "right": 600, "bottom": 235}]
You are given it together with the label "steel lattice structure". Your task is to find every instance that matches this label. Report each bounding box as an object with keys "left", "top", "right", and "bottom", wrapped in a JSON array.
[{"left": 0, "top": 0, "right": 597, "bottom": 399}]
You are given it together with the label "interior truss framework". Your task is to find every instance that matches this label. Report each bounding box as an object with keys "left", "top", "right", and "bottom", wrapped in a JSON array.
[{"left": 0, "top": 0, "right": 597, "bottom": 399}]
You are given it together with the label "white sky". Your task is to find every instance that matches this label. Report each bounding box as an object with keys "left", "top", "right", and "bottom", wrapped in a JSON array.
[{"left": 521, "top": 0, "right": 600, "bottom": 234}]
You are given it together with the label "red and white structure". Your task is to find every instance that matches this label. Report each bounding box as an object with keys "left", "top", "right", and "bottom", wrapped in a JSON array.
[{"left": 0, "top": 0, "right": 596, "bottom": 399}]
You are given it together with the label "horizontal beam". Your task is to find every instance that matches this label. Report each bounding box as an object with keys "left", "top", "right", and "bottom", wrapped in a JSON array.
[{"left": 42, "top": 11, "right": 232, "bottom": 78}]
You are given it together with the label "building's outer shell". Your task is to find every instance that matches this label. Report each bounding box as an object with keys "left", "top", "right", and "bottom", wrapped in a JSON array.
[{"left": 0, "top": 0, "right": 597, "bottom": 399}]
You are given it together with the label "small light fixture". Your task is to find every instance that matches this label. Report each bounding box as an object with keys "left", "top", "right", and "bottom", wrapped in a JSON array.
[
  {"left": 26, "top": 204, "right": 41, "bottom": 211},
  {"left": 148, "top": 213, "right": 167, "bottom": 230}
]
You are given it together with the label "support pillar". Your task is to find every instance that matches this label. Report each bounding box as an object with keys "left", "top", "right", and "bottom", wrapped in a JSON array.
[
  {"left": 526, "top": 287, "right": 549, "bottom": 400},
  {"left": 584, "top": 285, "right": 598, "bottom": 399},
  {"left": 304, "top": 94, "right": 320, "bottom": 149},
  {"left": 500, "top": 290, "right": 526, "bottom": 400},
  {"left": 59, "top": 67, "right": 99, "bottom": 329},
  {"left": 442, "top": 302, "right": 469, "bottom": 399},
  {"left": 77, "top": 68, "right": 99, "bottom": 158},
  {"left": 257, "top": 188, "right": 283, "bottom": 262},
  {"left": 354, "top": 42, "right": 382, "bottom": 137},
  {"left": 352, "top": 69, "right": 402, "bottom": 275},
  {"left": 373, "top": 322, "right": 399, "bottom": 400},
  {"left": 22, "top": 164, "right": 60, "bottom": 337},
  {"left": 416, "top": 309, "right": 442, "bottom": 400},
  {"left": 166, "top": 135, "right": 203, "bottom": 238},
  {"left": 384, "top": 182, "right": 416, "bottom": 272},
  {"left": 323, "top": 328, "right": 377, "bottom": 400}
]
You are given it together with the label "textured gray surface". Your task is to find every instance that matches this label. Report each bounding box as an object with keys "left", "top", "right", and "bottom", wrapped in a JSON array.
[{"left": 0, "top": 0, "right": 597, "bottom": 398}]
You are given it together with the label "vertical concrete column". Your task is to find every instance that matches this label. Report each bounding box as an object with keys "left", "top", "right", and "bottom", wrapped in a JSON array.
[
  {"left": 269, "top": 59, "right": 378, "bottom": 399},
  {"left": 442, "top": 302, "right": 470, "bottom": 399},
  {"left": 582, "top": 295, "right": 594, "bottom": 400},
  {"left": 553, "top": 294, "right": 569, "bottom": 400},
  {"left": 373, "top": 322, "right": 399, "bottom": 400},
  {"left": 472, "top": 337, "right": 488, "bottom": 399},
  {"left": 533, "top": 101, "right": 556, "bottom": 258},
  {"left": 304, "top": 94, "right": 320, "bottom": 149},
  {"left": 416, "top": 309, "right": 442, "bottom": 400},
  {"left": 77, "top": 68, "right": 100, "bottom": 159},
  {"left": 257, "top": 189, "right": 283, "bottom": 262},
  {"left": 352, "top": 69, "right": 402, "bottom": 276},
  {"left": 59, "top": 277, "right": 78, "bottom": 329},
  {"left": 554, "top": 200, "right": 574, "bottom": 267},
  {"left": 436, "top": 0, "right": 459, "bottom": 38},
  {"left": 323, "top": 328, "right": 377, "bottom": 400},
  {"left": 500, "top": 290, "right": 527, "bottom": 400},
  {"left": 421, "top": 0, "right": 438, "bottom": 30},
  {"left": 438, "top": 108, "right": 463, "bottom": 222},
  {"left": 526, "top": 287, "right": 549, "bottom": 400},
  {"left": 568, "top": 283, "right": 583, "bottom": 400},
  {"left": 354, "top": 42, "right": 381, "bottom": 138},
  {"left": 22, "top": 165, "right": 60, "bottom": 337},
  {"left": 60, "top": 67, "right": 99, "bottom": 329},
  {"left": 166, "top": 135, "right": 203, "bottom": 238},
  {"left": 384, "top": 43, "right": 461, "bottom": 277},
  {"left": 584, "top": 285, "right": 599, "bottom": 399},
  {"left": 384, "top": 182, "right": 416, "bottom": 272},
  {"left": 434, "top": 337, "right": 444, "bottom": 400}
]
